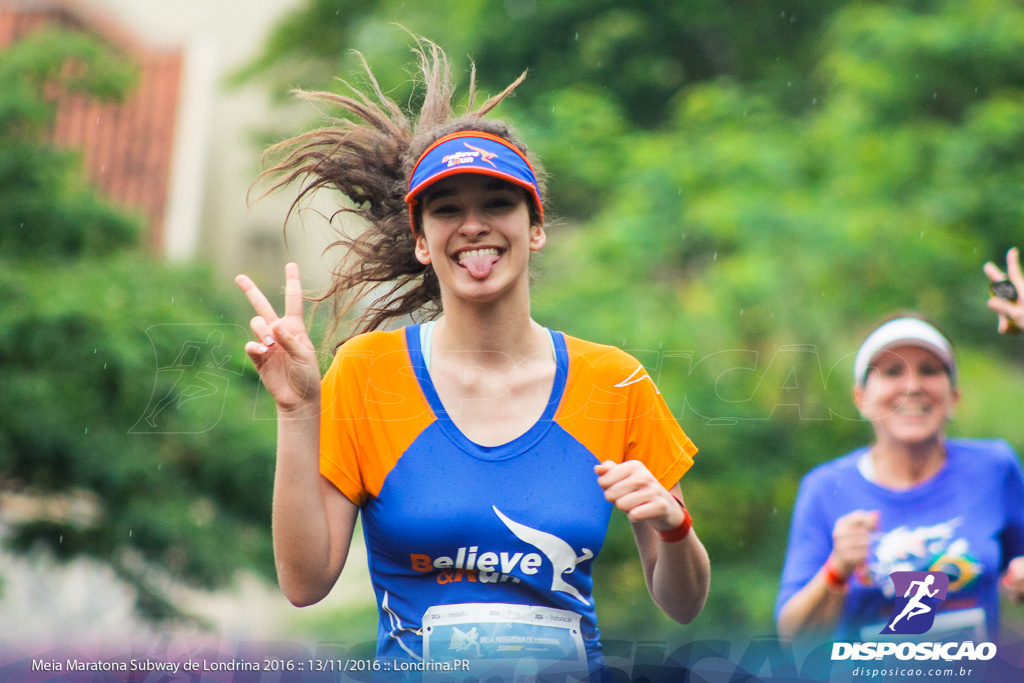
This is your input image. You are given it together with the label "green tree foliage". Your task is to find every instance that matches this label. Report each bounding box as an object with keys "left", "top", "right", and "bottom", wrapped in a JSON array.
[
  {"left": 0, "top": 30, "right": 137, "bottom": 257},
  {"left": 0, "top": 30, "right": 276, "bottom": 619},
  {"left": 244, "top": 0, "right": 1024, "bottom": 639}
]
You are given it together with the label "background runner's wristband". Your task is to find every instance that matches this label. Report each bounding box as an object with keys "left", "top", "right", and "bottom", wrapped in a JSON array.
[
  {"left": 823, "top": 557, "right": 848, "bottom": 590},
  {"left": 657, "top": 494, "right": 692, "bottom": 543}
]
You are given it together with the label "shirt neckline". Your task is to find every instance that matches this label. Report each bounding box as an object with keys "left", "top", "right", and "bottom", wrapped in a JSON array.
[
  {"left": 420, "top": 319, "right": 556, "bottom": 371},
  {"left": 404, "top": 324, "right": 568, "bottom": 460},
  {"left": 851, "top": 444, "right": 955, "bottom": 498}
]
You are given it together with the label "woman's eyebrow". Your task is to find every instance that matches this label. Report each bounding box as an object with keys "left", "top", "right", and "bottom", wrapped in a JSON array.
[
  {"left": 423, "top": 180, "right": 518, "bottom": 205},
  {"left": 422, "top": 188, "right": 457, "bottom": 205},
  {"left": 483, "top": 179, "right": 517, "bottom": 191}
]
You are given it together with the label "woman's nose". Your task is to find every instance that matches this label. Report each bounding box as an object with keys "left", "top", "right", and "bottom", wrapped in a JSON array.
[
  {"left": 904, "top": 369, "right": 925, "bottom": 393},
  {"left": 458, "top": 207, "right": 489, "bottom": 236}
]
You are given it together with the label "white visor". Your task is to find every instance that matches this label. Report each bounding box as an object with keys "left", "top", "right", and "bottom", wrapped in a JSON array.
[{"left": 853, "top": 318, "right": 956, "bottom": 386}]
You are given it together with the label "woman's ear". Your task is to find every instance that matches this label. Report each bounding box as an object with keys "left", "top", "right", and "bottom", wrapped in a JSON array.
[
  {"left": 529, "top": 224, "right": 546, "bottom": 251},
  {"left": 852, "top": 383, "right": 868, "bottom": 420},
  {"left": 414, "top": 231, "right": 432, "bottom": 265}
]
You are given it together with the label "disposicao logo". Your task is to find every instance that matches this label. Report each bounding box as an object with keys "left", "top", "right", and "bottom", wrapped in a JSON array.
[
  {"left": 883, "top": 570, "right": 948, "bottom": 635},
  {"left": 831, "top": 570, "right": 997, "bottom": 663}
]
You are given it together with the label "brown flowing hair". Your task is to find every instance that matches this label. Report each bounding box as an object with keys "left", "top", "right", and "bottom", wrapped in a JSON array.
[{"left": 255, "top": 38, "right": 546, "bottom": 345}]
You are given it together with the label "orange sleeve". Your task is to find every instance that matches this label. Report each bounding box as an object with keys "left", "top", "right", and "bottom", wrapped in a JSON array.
[
  {"left": 319, "top": 330, "right": 435, "bottom": 506},
  {"left": 555, "top": 336, "right": 696, "bottom": 489},
  {"left": 623, "top": 369, "right": 696, "bottom": 489}
]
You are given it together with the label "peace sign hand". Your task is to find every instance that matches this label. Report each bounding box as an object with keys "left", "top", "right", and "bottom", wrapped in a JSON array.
[{"left": 235, "top": 263, "right": 321, "bottom": 413}]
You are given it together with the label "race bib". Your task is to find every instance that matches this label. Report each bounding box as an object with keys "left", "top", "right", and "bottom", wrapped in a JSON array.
[{"left": 422, "top": 602, "right": 586, "bottom": 666}]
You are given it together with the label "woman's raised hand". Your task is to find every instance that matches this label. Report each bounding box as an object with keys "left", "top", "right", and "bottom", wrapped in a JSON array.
[
  {"left": 595, "top": 460, "right": 685, "bottom": 531},
  {"left": 1002, "top": 556, "right": 1024, "bottom": 603},
  {"left": 236, "top": 263, "right": 321, "bottom": 412},
  {"left": 830, "top": 509, "right": 878, "bottom": 579},
  {"left": 984, "top": 247, "right": 1024, "bottom": 335}
]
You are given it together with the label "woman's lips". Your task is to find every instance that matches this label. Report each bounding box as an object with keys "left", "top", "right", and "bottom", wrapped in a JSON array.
[{"left": 456, "top": 247, "right": 502, "bottom": 279}]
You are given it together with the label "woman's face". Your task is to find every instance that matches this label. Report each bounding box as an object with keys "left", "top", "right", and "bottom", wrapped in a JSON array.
[
  {"left": 414, "top": 174, "right": 545, "bottom": 304},
  {"left": 853, "top": 345, "right": 960, "bottom": 447}
]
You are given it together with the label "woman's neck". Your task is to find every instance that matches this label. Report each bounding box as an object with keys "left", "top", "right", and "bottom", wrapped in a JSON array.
[
  {"left": 868, "top": 437, "right": 947, "bottom": 490},
  {"left": 433, "top": 289, "right": 547, "bottom": 366}
]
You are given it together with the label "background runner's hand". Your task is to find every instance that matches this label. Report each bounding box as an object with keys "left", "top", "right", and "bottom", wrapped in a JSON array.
[
  {"left": 1002, "top": 556, "right": 1024, "bottom": 603},
  {"left": 983, "top": 247, "right": 1024, "bottom": 334},
  {"left": 235, "top": 263, "right": 320, "bottom": 412},
  {"left": 830, "top": 509, "right": 878, "bottom": 578},
  {"left": 595, "top": 460, "right": 685, "bottom": 531}
]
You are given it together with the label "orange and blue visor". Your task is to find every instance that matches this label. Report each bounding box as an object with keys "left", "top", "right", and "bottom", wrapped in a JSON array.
[{"left": 404, "top": 131, "right": 543, "bottom": 231}]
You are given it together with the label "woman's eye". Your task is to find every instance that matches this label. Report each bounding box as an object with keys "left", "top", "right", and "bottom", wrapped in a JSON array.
[
  {"left": 881, "top": 365, "right": 904, "bottom": 377},
  {"left": 918, "top": 364, "right": 943, "bottom": 376}
]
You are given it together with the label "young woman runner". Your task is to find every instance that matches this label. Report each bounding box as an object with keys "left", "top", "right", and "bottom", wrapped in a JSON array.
[{"left": 236, "top": 42, "right": 709, "bottom": 679}]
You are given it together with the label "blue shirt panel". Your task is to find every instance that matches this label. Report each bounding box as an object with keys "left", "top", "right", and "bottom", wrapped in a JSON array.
[
  {"left": 360, "top": 325, "right": 613, "bottom": 666},
  {"left": 362, "top": 420, "right": 613, "bottom": 663}
]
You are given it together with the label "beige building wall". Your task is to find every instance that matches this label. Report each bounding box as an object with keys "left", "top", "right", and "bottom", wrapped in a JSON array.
[
  {"left": 0, "top": 0, "right": 372, "bottom": 643},
  {"left": 89, "top": 0, "right": 337, "bottom": 291}
]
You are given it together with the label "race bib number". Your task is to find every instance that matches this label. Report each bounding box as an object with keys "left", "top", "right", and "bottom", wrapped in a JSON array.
[{"left": 422, "top": 602, "right": 586, "bottom": 664}]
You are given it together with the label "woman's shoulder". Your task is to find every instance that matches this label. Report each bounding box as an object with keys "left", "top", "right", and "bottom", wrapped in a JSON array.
[
  {"left": 558, "top": 332, "right": 646, "bottom": 373},
  {"left": 333, "top": 327, "right": 409, "bottom": 356},
  {"left": 946, "top": 438, "right": 1020, "bottom": 471},
  {"left": 556, "top": 333, "right": 666, "bottom": 393},
  {"left": 326, "top": 328, "right": 411, "bottom": 377},
  {"left": 800, "top": 448, "right": 866, "bottom": 489}
]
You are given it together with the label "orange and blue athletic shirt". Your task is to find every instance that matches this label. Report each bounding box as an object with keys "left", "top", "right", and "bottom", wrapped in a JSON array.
[{"left": 319, "top": 325, "right": 696, "bottom": 674}]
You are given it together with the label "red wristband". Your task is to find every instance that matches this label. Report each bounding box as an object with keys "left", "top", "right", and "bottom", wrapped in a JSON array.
[
  {"left": 657, "top": 494, "right": 692, "bottom": 543},
  {"left": 823, "top": 557, "right": 848, "bottom": 590}
]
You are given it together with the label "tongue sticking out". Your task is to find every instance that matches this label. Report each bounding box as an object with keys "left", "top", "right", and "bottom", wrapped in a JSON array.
[{"left": 460, "top": 251, "right": 501, "bottom": 279}]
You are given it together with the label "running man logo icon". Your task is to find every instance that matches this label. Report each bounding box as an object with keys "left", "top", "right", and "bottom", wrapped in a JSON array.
[
  {"left": 448, "top": 626, "right": 482, "bottom": 656},
  {"left": 883, "top": 571, "right": 949, "bottom": 635},
  {"left": 130, "top": 325, "right": 247, "bottom": 434}
]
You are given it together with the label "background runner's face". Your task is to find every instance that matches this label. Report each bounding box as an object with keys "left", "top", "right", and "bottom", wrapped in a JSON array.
[
  {"left": 414, "top": 174, "right": 545, "bottom": 305},
  {"left": 854, "top": 345, "right": 960, "bottom": 447}
]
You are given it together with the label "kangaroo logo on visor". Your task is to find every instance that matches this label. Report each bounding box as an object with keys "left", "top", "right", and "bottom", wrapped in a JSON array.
[{"left": 463, "top": 142, "right": 498, "bottom": 167}]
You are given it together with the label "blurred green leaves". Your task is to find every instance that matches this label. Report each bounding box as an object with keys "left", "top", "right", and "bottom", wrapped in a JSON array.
[
  {"left": 0, "top": 29, "right": 276, "bottom": 620},
  {"left": 0, "top": 31, "right": 138, "bottom": 258},
  {"left": 239, "top": 0, "right": 1024, "bottom": 640},
  {"left": 0, "top": 29, "right": 136, "bottom": 136}
]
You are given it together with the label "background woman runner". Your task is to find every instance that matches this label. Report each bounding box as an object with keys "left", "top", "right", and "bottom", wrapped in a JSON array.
[
  {"left": 776, "top": 314, "right": 1024, "bottom": 643},
  {"left": 235, "top": 42, "right": 709, "bottom": 678}
]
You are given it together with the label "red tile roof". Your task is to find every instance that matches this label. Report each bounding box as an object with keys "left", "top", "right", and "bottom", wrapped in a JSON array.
[{"left": 0, "top": 0, "right": 183, "bottom": 251}]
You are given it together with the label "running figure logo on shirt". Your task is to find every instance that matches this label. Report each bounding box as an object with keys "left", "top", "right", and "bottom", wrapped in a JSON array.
[
  {"left": 492, "top": 506, "right": 594, "bottom": 604},
  {"left": 883, "top": 571, "right": 949, "bottom": 635}
]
